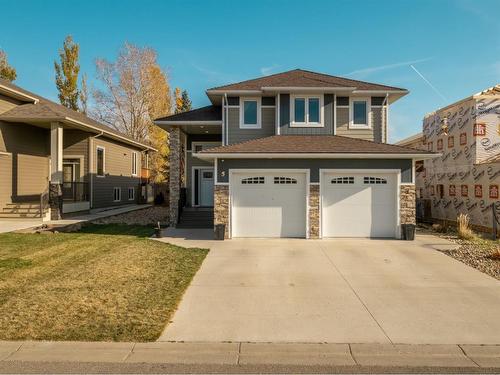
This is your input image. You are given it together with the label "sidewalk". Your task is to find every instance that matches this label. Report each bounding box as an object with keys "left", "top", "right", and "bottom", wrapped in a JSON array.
[{"left": 0, "top": 341, "right": 499, "bottom": 373}]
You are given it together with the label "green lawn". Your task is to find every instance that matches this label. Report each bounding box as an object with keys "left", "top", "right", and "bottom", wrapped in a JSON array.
[{"left": 0, "top": 225, "right": 208, "bottom": 342}]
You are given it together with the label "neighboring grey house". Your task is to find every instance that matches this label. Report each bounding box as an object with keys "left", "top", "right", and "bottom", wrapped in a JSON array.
[
  {"left": 0, "top": 79, "right": 155, "bottom": 220},
  {"left": 155, "top": 69, "right": 435, "bottom": 239}
]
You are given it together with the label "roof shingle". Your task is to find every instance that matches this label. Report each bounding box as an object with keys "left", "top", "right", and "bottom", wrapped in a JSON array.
[
  {"left": 200, "top": 135, "right": 432, "bottom": 155},
  {"left": 208, "top": 69, "right": 406, "bottom": 92}
]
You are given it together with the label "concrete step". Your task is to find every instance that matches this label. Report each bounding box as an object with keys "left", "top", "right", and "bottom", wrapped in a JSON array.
[{"left": 0, "top": 212, "right": 43, "bottom": 218}]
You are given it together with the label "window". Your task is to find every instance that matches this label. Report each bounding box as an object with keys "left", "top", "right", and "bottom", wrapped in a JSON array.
[
  {"left": 241, "top": 176, "right": 264, "bottom": 184},
  {"left": 96, "top": 147, "right": 105, "bottom": 177},
  {"left": 350, "top": 98, "right": 370, "bottom": 128},
  {"left": 240, "top": 98, "right": 261, "bottom": 128},
  {"left": 202, "top": 171, "right": 213, "bottom": 179},
  {"left": 437, "top": 138, "right": 443, "bottom": 151},
  {"left": 448, "top": 136, "right": 454, "bottom": 149},
  {"left": 194, "top": 145, "right": 203, "bottom": 152},
  {"left": 113, "top": 187, "right": 121, "bottom": 202},
  {"left": 461, "top": 185, "right": 468, "bottom": 197},
  {"left": 331, "top": 177, "right": 354, "bottom": 184},
  {"left": 449, "top": 185, "right": 456, "bottom": 196},
  {"left": 131, "top": 152, "right": 138, "bottom": 176},
  {"left": 128, "top": 187, "right": 135, "bottom": 200},
  {"left": 274, "top": 177, "right": 297, "bottom": 184},
  {"left": 415, "top": 160, "right": 424, "bottom": 172},
  {"left": 364, "top": 177, "right": 387, "bottom": 184},
  {"left": 291, "top": 95, "right": 322, "bottom": 126}
]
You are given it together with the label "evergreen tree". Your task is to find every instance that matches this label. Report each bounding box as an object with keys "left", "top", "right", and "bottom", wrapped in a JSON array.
[
  {"left": 174, "top": 87, "right": 183, "bottom": 114},
  {"left": 54, "top": 35, "right": 80, "bottom": 110},
  {"left": 0, "top": 50, "right": 17, "bottom": 82},
  {"left": 180, "top": 90, "right": 192, "bottom": 112}
]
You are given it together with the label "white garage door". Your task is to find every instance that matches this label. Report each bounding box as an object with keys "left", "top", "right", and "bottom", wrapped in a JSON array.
[
  {"left": 321, "top": 172, "right": 398, "bottom": 238},
  {"left": 231, "top": 172, "right": 307, "bottom": 238}
]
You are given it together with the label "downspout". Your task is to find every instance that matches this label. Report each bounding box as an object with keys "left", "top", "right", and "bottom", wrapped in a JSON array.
[
  {"left": 89, "top": 131, "right": 104, "bottom": 209},
  {"left": 383, "top": 93, "right": 389, "bottom": 143}
]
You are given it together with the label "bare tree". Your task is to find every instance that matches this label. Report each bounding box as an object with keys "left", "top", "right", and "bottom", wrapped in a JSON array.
[{"left": 93, "top": 43, "right": 172, "bottom": 181}]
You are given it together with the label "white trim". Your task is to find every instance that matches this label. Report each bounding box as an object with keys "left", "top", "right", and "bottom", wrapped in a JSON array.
[
  {"left": 113, "top": 187, "right": 121, "bottom": 202},
  {"left": 349, "top": 97, "right": 371, "bottom": 129},
  {"left": 239, "top": 97, "right": 261, "bottom": 129},
  {"left": 229, "top": 169, "right": 309, "bottom": 239},
  {"left": 221, "top": 96, "right": 225, "bottom": 146},
  {"left": 214, "top": 158, "right": 218, "bottom": 184},
  {"left": 128, "top": 187, "right": 135, "bottom": 200},
  {"left": 0, "top": 84, "right": 39, "bottom": 103},
  {"left": 276, "top": 94, "right": 280, "bottom": 135},
  {"left": 96, "top": 146, "right": 106, "bottom": 177},
  {"left": 290, "top": 94, "right": 324, "bottom": 128},
  {"left": 195, "top": 152, "right": 439, "bottom": 160},
  {"left": 207, "top": 89, "right": 261, "bottom": 95},
  {"left": 333, "top": 94, "right": 337, "bottom": 135},
  {"left": 319, "top": 168, "right": 401, "bottom": 239},
  {"left": 0, "top": 151, "right": 12, "bottom": 156},
  {"left": 154, "top": 120, "right": 222, "bottom": 126},
  {"left": 261, "top": 105, "right": 276, "bottom": 108},
  {"left": 131, "top": 151, "right": 138, "bottom": 176}
]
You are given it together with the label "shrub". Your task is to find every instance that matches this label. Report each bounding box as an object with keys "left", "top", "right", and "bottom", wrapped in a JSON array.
[{"left": 457, "top": 213, "right": 475, "bottom": 240}]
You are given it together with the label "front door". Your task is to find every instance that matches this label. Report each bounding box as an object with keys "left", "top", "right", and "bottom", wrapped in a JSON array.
[{"left": 200, "top": 169, "right": 214, "bottom": 206}]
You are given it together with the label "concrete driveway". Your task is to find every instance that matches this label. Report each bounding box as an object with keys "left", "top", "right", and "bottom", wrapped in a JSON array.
[{"left": 157, "top": 232, "right": 500, "bottom": 344}]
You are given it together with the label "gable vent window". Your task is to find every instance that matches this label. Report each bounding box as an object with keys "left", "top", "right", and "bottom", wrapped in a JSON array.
[
  {"left": 241, "top": 177, "right": 264, "bottom": 184},
  {"left": 364, "top": 177, "right": 387, "bottom": 184},
  {"left": 331, "top": 177, "right": 354, "bottom": 184},
  {"left": 274, "top": 177, "right": 297, "bottom": 184}
]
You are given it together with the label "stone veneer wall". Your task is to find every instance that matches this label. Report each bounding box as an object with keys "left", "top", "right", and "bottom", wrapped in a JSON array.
[
  {"left": 400, "top": 184, "right": 416, "bottom": 225},
  {"left": 168, "top": 127, "right": 180, "bottom": 225},
  {"left": 214, "top": 185, "right": 230, "bottom": 239},
  {"left": 308, "top": 184, "right": 320, "bottom": 238}
]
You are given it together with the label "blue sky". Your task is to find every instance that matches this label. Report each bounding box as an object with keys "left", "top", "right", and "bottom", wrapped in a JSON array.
[{"left": 1, "top": 0, "right": 499, "bottom": 142}]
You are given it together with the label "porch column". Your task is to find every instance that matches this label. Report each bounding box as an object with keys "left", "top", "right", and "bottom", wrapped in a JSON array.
[
  {"left": 49, "top": 122, "right": 63, "bottom": 220},
  {"left": 168, "top": 127, "right": 181, "bottom": 226}
]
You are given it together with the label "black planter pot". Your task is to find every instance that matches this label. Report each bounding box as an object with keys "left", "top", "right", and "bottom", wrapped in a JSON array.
[{"left": 402, "top": 224, "right": 416, "bottom": 241}]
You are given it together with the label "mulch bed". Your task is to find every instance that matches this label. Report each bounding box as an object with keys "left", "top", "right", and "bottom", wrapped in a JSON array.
[{"left": 419, "top": 224, "right": 500, "bottom": 280}]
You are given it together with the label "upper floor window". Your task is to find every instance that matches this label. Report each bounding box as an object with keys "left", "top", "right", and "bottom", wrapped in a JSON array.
[
  {"left": 240, "top": 98, "right": 261, "bottom": 129},
  {"left": 96, "top": 146, "right": 105, "bottom": 177},
  {"left": 349, "top": 98, "right": 370, "bottom": 129},
  {"left": 291, "top": 95, "right": 322, "bottom": 127},
  {"left": 131, "top": 151, "right": 138, "bottom": 176}
]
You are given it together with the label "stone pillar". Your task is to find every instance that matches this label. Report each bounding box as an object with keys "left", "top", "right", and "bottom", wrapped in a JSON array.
[
  {"left": 49, "top": 183, "right": 62, "bottom": 220},
  {"left": 168, "top": 127, "right": 181, "bottom": 225},
  {"left": 400, "top": 184, "right": 416, "bottom": 229},
  {"left": 308, "top": 184, "right": 320, "bottom": 238},
  {"left": 214, "top": 185, "right": 229, "bottom": 239},
  {"left": 49, "top": 122, "right": 63, "bottom": 220}
]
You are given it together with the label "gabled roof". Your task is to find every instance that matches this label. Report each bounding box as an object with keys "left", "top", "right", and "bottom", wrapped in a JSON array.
[
  {"left": 0, "top": 79, "right": 154, "bottom": 150},
  {"left": 197, "top": 135, "right": 435, "bottom": 158},
  {"left": 207, "top": 69, "right": 406, "bottom": 92},
  {"left": 155, "top": 105, "right": 221, "bottom": 123}
]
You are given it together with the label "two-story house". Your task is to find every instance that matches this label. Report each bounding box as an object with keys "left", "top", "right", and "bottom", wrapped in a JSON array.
[{"left": 155, "top": 69, "right": 434, "bottom": 239}]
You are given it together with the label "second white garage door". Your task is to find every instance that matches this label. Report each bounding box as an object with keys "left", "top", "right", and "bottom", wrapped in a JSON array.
[
  {"left": 231, "top": 172, "right": 307, "bottom": 238},
  {"left": 321, "top": 171, "right": 398, "bottom": 238}
]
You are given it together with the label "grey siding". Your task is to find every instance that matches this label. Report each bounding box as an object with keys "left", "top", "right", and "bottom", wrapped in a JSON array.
[
  {"left": 335, "top": 100, "right": 385, "bottom": 142},
  {"left": 0, "top": 121, "right": 49, "bottom": 205},
  {"left": 227, "top": 107, "right": 275, "bottom": 144},
  {"left": 280, "top": 94, "right": 335, "bottom": 135},
  {"left": 92, "top": 137, "right": 142, "bottom": 208},
  {"left": 216, "top": 158, "right": 413, "bottom": 184}
]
